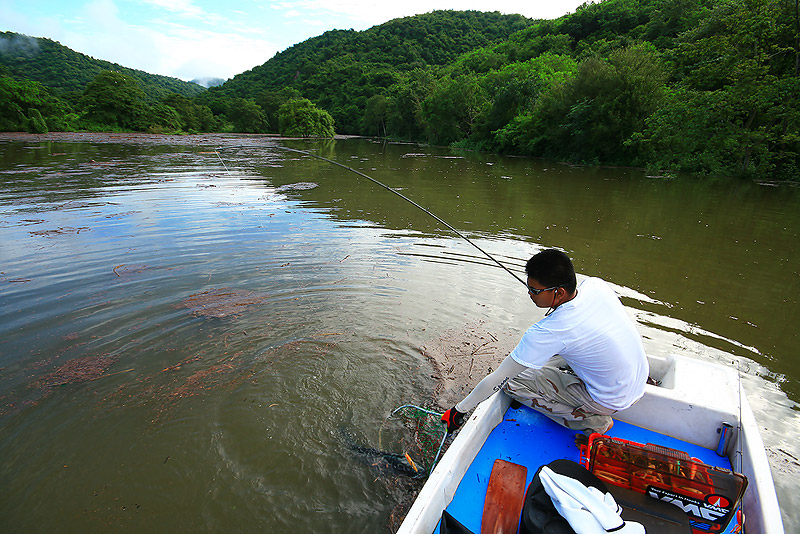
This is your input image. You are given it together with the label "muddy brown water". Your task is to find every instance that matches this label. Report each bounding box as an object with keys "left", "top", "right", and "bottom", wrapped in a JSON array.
[{"left": 1, "top": 133, "right": 798, "bottom": 532}]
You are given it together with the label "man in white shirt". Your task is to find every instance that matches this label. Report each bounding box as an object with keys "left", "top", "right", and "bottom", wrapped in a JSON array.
[{"left": 441, "top": 249, "right": 649, "bottom": 436}]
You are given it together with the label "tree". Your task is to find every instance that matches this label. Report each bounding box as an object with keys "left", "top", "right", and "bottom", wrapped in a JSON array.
[
  {"left": 209, "top": 11, "right": 533, "bottom": 136},
  {"left": 474, "top": 53, "right": 578, "bottom": 148},
  {"left": 26, "top": 108, "right": 48, "bottom": 133},
  {"left": 0, "top": 76, "right": 43, "bottom": 131},
  {"left": 160, "top": 94, "right": 218, "bottom": 132},
  {"left": 148, "top": 103, "right": 183, "bottom": 133},
  {"left": 256, "top": 87, "right": 302, "bottom": 132},
  {"left": 0, "top": 75, "right": 76, "bottom": 133},
  {"left": 361, "top": 94, "right": 389, "bottom": 137},
  {"left": 81, "top": 70, "right": 148, "bottom": 130},
  {"left": 385, "top": 69, "right": 436, "bottom": 140},
  {"left": 226, "top": 98, "right": 268, "bottom": 133},
  {"left": 420, "top": 73, "right": 488, "bottom": 145},
  {"left": 278, "top": 98, "right": 335, "bottom": 137},
  {"left": 636, "top": 88, "right": 740, "bottom": 175},
  {"left": 500, "top": 45, "right": 667, "bottom": 164},
  {"left": 0, "top": 32, "right": 204, "bottom": 99},
  {"left": 646, "top": 0, "right": 800, "bottom": 178}
]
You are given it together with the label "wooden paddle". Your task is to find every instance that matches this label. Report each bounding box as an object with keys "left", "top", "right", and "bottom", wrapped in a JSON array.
[{"left": 481, "top": 459, "right": 528, "bottom": 534}]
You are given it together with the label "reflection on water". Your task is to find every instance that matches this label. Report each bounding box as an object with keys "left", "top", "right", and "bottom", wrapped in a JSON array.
[{"left": 1, "top": 134, "right": 798, "bottom": 532}]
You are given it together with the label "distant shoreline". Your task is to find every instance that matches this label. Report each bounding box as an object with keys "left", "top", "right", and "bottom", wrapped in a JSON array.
[{"left": 0, "top": 131, "right": 363, "bottom": 146}]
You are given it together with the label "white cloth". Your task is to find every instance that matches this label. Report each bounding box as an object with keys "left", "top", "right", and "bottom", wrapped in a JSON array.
[
  {"left": 539, "top": 466, "right": 645, "bottom": 534},
  {"left": 509, "top": 277, "right": 649, "bottom": 410}
]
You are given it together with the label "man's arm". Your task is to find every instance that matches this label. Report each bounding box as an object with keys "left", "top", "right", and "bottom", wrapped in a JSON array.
[{"left": 455, "top": 355, "right": 527, "bottom": 413}]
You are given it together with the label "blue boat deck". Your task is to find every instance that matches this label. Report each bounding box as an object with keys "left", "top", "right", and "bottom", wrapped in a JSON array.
[{"left": 441, "top": 404, "right": 733, "bottom": 533}]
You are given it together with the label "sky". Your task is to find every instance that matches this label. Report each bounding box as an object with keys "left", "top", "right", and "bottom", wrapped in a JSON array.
[{"left": 1, "top": 0, "right": 589, "bottom": 83}]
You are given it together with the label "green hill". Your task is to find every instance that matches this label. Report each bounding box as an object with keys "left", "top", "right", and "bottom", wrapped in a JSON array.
[
  {"left": 0, "top": 31, "right": 204, "bottom": 101},
  {"left": 208, "top": 10, "right": 533, "bottom": 132}
]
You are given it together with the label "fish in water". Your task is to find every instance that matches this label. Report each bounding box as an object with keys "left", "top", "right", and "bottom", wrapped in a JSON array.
[{"left": 339, "top": 428, "right": 425, "bottom": 478}]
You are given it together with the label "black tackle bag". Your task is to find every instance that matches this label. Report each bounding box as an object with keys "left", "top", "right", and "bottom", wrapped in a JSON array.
[
  {"left": 519, "top": 459, "right": 606, "bottom": 534},
  {"left": 519, "top": 458, "right": 692, "bottom": 534}
]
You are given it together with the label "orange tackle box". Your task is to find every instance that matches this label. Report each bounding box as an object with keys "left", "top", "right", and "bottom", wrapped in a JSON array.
[{"left": 579, "top": 435, "right": 747, "bottom": 533}]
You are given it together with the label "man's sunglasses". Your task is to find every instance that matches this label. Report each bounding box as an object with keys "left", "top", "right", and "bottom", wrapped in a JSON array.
[{"left": 527, "top": 284, "right": 559, "bottom": 295}]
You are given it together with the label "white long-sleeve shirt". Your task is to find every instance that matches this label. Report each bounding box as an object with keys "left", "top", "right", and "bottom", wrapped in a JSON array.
[{"left": 455, "top": 277, "right": 648, "bottom": 413}]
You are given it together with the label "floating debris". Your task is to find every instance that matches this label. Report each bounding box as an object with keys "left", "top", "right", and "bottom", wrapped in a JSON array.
[
  {"left": 104, "top": 210, "right": 141, "bottom": 219},
  {"left": 168, "top": 356, "right": 240, "bottom": 400},
  {"left": 276, "top": 182, "right": 319, "bottom": 191},
  {"left": 176, "top": 288, "right": 269, "bottom": 318},
  {"left": 112, "top": 264, "right": 149, "bottom": 277},
  {"left": 30, "top": 226, "right": 90, "bottom": 237},
  {"left": 98, "top": 339, "right": 334, "bottom": 424},
  {"left": 421, "top": 319, "right": 517, "bottom": 409},
  {"left": 31, "top": 355, "right": 118, "bottom": 390}
]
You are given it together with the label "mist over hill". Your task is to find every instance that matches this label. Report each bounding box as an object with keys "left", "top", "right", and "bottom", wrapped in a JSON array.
[
  {"left": 191, "top": 77, "right": 226, "bottom": 88},
  {"left": 0, "top": 31, "right": 204, "bottom": 100}
]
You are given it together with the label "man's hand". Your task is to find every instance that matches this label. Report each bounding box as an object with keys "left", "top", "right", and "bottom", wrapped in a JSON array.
[{"left": 441, "top": 406, "right": 465, "bottom": 433}]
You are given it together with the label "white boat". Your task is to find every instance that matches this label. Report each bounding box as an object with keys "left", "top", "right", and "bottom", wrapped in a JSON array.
[{"left": 397, "top": 353, "right": 784, "bottom": 534}]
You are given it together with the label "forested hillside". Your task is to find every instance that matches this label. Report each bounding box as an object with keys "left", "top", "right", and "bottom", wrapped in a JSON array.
[
  {"left": 207, "top": 10, "right": 533, "bottom": 132},
  {"left": 1, "top": 1, "right": 798, "bottom": 180},
  {"left": 0, "top": 32, "right": 204, "bottom": 100}
]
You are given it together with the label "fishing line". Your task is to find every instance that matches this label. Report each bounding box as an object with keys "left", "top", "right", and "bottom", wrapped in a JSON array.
[
  {"left": 213, "top": 150, "right": 231, "bottom": 173},
  {"left": 276, "top": 145, "right": 527, "bottom": 287}
]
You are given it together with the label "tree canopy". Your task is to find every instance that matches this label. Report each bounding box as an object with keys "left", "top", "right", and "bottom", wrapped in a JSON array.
[{"left": 278, "top": 98, "right": 336, "bottom": 138}]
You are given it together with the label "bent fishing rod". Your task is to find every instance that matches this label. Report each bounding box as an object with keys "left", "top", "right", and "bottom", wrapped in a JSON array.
[{"left": 275, "top": 145, "right": 527, "bottom": 287}]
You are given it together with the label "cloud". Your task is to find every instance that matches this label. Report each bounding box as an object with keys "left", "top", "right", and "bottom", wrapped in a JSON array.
[
  {"left": 154, "top": 28, "right": 279, "bottom": 80},
  {"left": 140, "top": 0, "right": 206, "bottom": 19},
  {"left": 58, "top": 0, "right": 161, "bottom": 73},
  {"left": 267, "top": 0, "right": 588, "bottom": 27},
  {"left": 0, "top": 0, "right": 68, "bottom": 44},
  {"left": 140, "top": 0, "right": 231, "bottom": 26}
]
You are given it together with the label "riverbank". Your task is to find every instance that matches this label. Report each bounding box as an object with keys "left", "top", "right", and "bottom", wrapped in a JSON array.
[{"left": 0, "top": 131, "right": 366, "bottom": 146}]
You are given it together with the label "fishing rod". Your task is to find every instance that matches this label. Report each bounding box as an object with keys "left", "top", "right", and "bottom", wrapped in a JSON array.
[{"left": 275, "top": 145, "right": 527, "bottom": 287}]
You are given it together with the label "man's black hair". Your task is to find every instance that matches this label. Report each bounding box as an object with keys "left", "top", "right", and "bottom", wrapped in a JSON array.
[{"left": 525, "top": 249, "right": 577, "bottom": 294}]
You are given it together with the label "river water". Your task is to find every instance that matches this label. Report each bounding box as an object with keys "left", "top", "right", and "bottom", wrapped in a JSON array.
[{"left": 1, "top": 133, "right": 798, "bottom": 532}]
